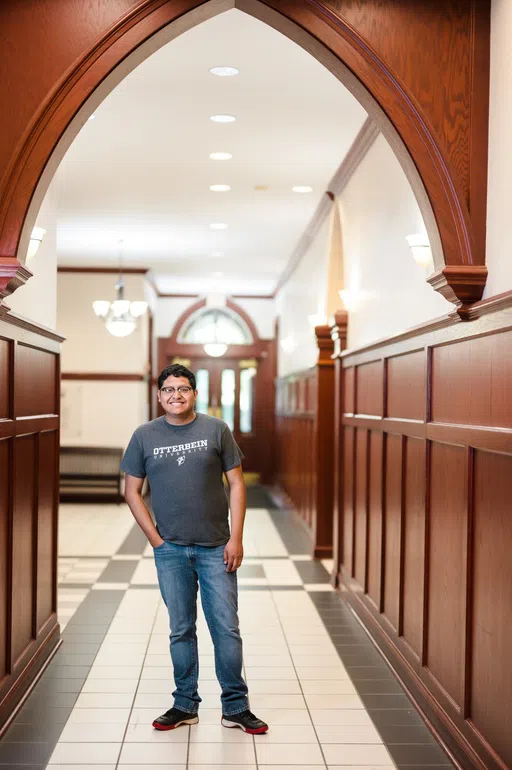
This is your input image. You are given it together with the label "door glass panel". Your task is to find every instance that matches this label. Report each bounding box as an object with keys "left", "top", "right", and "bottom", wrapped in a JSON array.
[
  {"left": 240, "top": 366, "right": 256, "bottom": 433},
  {"left": 221, "top": 369, "right": 235, "bottom": 430},
  {"left": 195, "top": 369, "right": 209, "bottom": 414}
]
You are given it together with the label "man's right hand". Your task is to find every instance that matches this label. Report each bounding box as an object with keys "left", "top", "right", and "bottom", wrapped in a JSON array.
[{"left": 150, "top": 536, "right": 165, "bottom": 549}]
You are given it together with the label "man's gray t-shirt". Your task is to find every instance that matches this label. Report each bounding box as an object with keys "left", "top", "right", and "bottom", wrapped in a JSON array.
[{"left": 120, "top": 413, "right": 244, "bottom": 546}]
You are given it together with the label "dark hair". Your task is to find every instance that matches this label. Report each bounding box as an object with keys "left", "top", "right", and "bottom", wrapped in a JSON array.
[{"left": 158, "top": 364, "right": 196, "bottom": 391}]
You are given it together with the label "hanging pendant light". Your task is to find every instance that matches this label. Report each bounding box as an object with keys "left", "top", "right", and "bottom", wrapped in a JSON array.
[{"left": 92, "top": 240, "right": 147, "bottom": 337}]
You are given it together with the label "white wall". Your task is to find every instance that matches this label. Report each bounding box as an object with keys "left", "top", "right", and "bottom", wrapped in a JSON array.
[
  {"left": 485, "top": 0, "right": 512, "bottom": 297},
  {"left": 57, "top": 272, "right": 150, "bottom": 448},
  {"left": 8, "top": 182, "right": 58, "bottom": 329},
  {"left": 340, "top": 135, "right": 452, "bottom": 350},
  {"left": 276, "top": 215, "right": 332, "bottom": 377}
]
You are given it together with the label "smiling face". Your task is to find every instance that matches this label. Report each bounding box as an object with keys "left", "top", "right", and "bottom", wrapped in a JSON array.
[{"left": 157, "top": 375, "right": 197, "bottom": 423}]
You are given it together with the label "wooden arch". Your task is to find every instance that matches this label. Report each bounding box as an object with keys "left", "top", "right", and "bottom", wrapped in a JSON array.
[
  {"left": 0, "top": 0, "right": 490, "bottom": 308},
  {"left": 168, "top": 298, "right": 261, "bottom": 347}
]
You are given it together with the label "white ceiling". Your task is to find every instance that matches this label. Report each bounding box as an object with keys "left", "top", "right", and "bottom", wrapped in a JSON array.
[{"left": 53, "top": 9, "right": 367, "bottom": 295}]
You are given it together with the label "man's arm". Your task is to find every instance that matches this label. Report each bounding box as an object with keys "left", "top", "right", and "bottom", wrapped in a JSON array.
[
  {"left": 124, "top": 474, "right": 164, "bottom": 548},
  {"left": 223, "top": 465, "right": 246, "bottom": 572}
]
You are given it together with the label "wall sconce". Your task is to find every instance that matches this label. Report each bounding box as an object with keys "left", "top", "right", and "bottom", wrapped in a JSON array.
[
  {"left": 406, "top": 234, "right": 432, "bottom": 268},
  {"left": 27, "top": 227, "right": 46, "bottom": 260},
  {"left": 307, "top": 313, "right": 326, "bottom": 328}
]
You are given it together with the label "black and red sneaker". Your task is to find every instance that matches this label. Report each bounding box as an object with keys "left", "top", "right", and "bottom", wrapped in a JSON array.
[
  {"left": 221, "top": 710, "right": 268, "bottom": 734},
  {"left": 152, "top": 707, "right": 199, "bottom": 731}
]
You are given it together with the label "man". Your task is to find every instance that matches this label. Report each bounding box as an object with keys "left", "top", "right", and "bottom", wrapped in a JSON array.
[{"left": 121, "top": 363, "right": 268, "bottom": 735}]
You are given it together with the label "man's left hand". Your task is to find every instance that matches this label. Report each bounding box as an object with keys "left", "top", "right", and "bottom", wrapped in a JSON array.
[{"left": 224, "top": 537, "right": 244, "bottom": 572}]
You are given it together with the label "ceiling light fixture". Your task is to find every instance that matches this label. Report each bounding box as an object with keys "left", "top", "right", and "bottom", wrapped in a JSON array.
[
  {"left": 210, "top": 184, "right": 231, "bottom": 192},
  {"left": 203, "top": 310, "right": 228, "bottom": 357},
  {"left": 209, "top": 66, "right": 239, "bottom": 77},
  {"left": 92, "top": 240, "right": 148, "bottom": 337},
  {"left": 210, "top": 223, "right": 228, "bottom": 230},
  {"left": 210, "top": 152, "right": 232, "bottom": 160},
  {"left": 292, "top": 185, "right": 313, "bottom": 193},
  {"left": 210, "top": 114, "right": 236, "bottom": 123},
  {"left": 88, "top": 114, "right": 96, "bottom": 121},
  {"left": 27, "top": 226, "right": 46, "bottom": 261}
]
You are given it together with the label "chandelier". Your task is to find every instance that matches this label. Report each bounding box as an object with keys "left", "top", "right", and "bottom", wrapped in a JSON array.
[
  {"left": 92, "top": 242, "right": 148, "bottom": 337},
  {"left": 203, "top": 311, "right": 228, "bottom": 357}
]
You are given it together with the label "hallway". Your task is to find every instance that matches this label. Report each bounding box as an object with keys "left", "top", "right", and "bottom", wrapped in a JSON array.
[{"left": 0, "top": 489, "right": 453, "bottom": 770}]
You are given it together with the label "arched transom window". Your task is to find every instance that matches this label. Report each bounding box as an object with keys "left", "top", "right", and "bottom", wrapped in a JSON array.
[{"left": 178, "top": 307, "right": 253, "bottom": 346}]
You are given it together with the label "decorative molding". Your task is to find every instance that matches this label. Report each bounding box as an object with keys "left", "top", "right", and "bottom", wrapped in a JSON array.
[
  {"left": 463, "top": 289, "right": 512, "bottom": 320},
  {"left": 0, "top": 258, "right": 32, "bottom": 302},
  {"left": 57, "top": 266, "right": 149, "bottom": 274},
  {"left": 0, "top": 304, "right": 65, "bottom": 342},
  {"left": 330, "top": 309, "right": 349, "bottom": 358},
  {"left": 61, "top": 372, "right": 145, "bottom": 381},
  {"left": 427, "top": 265, "right": 488, "bottom": 311}
]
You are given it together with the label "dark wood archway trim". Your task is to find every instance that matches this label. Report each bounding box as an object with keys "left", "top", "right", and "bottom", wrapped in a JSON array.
[{"left": 0, "top": 0, "right": 489, "bottom": 309}]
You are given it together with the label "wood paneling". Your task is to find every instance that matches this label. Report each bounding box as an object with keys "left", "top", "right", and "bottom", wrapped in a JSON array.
[
  {"left": 344, "top": 366, "right": 355, "bottom": 414},
  {"left": 432, "top": 333, "right": 512, "bottom": 428},
  {"left": 470, "top": 450, "right": 512, "bottom": 767},
  {"left": 356, "top": 360, "right": 384, "bottom": 416},
  {"left": 383, "top": 434, "right": 402, "bottom": 632},
  {"left": 15, "top": 345, "right": 57, "bottom": 417},
  {"left": 0, "top": 439, "right": 9, "bottom": 681},
  {"left": 402, "top": 438, "right": 426, "bottom": 660},
  {"left": 0, "top": 317, "right": 60, "bottom": 733},
  {"left": 387, "top": 351, "right": 426, "bottom": 421},
  {"left": 0, "top": 339, "right": 10, "bottom": 418},
  {"left": 334, "top": 294, "right": 512, "bottom": 770}
]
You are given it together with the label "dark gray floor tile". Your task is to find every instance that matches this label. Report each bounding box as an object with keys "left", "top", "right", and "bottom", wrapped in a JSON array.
[
  {"left": 14, "top": 706, "right": 72, "bottom": 726},
  {"left": 240, "top": 584, "right": 304, "bottom": 591},
  {"left": 21, "top": 691, "right": 79, "bottom": 709},
  {"left": 96, "top": 559, "right": 139, "bottom": 583},
  {"left": 361, "top": 692, "right": 415, "bottom": 710},
  {"left": 351, "top": 678, "right": 404, "bottom": 694},
  {"left": 293, "top": 560, "right": 331, "bottom": 584},
  {"left": 266, "top": 509, "right": 311, "bottom": 554},
  {"left": 343, "top": 665, "right": 395, "bottom": 679},
  {"left": 377, "top": 724, "right": 439, "bottom": 744},
  {"left": 42, "top": 664, "right": 91, "bottom": 679},
  {"left": 117, "top": 523, "right": 147, "bottom": 554},
  {"left": 53, "top": 641, "right": 100, "bottom": 654},
  {"left": 130, "top": 584, "right": 160, "bottom": 589},
  {"left": 2, "top": 723, "right": 64, "bottom": 744},
  {"left": 32, "top": 677, "right": 86, "bottom": 695},
  {"left": 388, "top": 743, "right": 453, "bottom": 765},
  {"left": 369, "top": 708, "right": 426, "bottom": 728},
  {"left": 0, "top": 741, "right": 54, "bottom": 764}
]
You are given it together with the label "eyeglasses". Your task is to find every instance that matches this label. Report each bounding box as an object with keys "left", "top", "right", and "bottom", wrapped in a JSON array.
[{"left": 160, "top": 386, "right": 193, "bottom": 395}]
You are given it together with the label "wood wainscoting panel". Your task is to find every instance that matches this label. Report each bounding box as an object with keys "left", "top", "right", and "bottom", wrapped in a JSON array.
[
  {"left": 15, "top": 345, "right": 57, "bottom": 418},
  {"left": 387, "top": 351, "right": 426, "bottom": 421},
  {"left": 470, "top": 449, "right": 512, "bottom": 769},
  {"left": 0, "top": 439, "right": 9, "bottom": 681},
  {"left": 37, "top": 430, "right": 58, "bottom": 632},
  {"left": 402, "top": 437, "right": 426, "bottom": 660},
  {"left": 426, "top": 441, "right": 467, "bottom": 709},
  {"left": 383, "top": 434, "right": 402, "bottom": 632},
  {"left": 11, "top": 434, "right": 36, "bottom": 666},
  {"left": 367, "top": 431, "right": 383, "bottom": 608},
  {"left": 0, "top": 339, "right": 10, "bottom": 418},
  {"left": 356, "top": 360, "right": 384, "bottom": 416},
  {"left": 344, "top": 366, "right": 355, "bottom": 414},
  {"left": 354, "top": 429, "right": 368, "bottom": 588},
  {"left": 431, "top": 331, "right": 512, "bottom": 428},
  {"left": 342, "top": 426, "right": 355, "bottom": 575}
]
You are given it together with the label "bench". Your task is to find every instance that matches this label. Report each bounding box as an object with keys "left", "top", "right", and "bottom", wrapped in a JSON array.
[{"left": 59, "top": 446, "right": 123, "bottom": 503}]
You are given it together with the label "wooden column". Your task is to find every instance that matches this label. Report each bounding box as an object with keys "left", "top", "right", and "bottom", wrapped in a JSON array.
[
  {"left": 329, "top": 311, "right": 348, "bottom": 583},
  {"left": 311, "top": 324, "right": 336, "bottom": 559}
]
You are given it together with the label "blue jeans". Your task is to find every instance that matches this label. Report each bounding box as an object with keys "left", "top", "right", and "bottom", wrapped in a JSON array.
[{"left": 154, "top": 541, "right": 249, "bottom": 716}]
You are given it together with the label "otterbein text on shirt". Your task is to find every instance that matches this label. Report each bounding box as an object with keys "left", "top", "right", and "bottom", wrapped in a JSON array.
[{"left": 153, "top": 439, "right": 208, "bottom": 458}]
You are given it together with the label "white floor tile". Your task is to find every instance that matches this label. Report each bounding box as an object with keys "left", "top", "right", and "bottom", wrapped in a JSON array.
[
  {"left": 322, "top": 745, "right": 393, "bottom": 765},
  {"left": 305, "top": 694, "right": 365, "bottom": 710},
  {"left": 188, "top": 741, "right": 256, "bottom": 765},
  {"left": 75, "top": 692, "right": 135, "bottom": 708},
  {"left": 59, "top": 722, "right": 127, "bottom": 742},
  {"left": 190, "top": 724, "right": 250, "bottom": 742},
  {"left": 48, "top": 742, "right": 121, "bottom": 764},
  {"left": 246, "top": 680, "right": 302, "bottom": 694},
  {"left": 296, "top": 667, "right": 349, "bottom": 681},
  {"left": 316, "top": 725, "right": 383, "bottom": 743},
  {"left": 250, "top": 694, "right": 307, "bottom": 709},
  {"left": 245, "top": 667, "right": 297, "bottom": 681},
  {"left": 255, "top": 742, "right": 325, "bottom": 765},
  {"left": 66, "top": 707, "right": 132, "bottom": 724},
  {"left": 247, "top": 708, "right": 312, "bottom": 726},
  {"left": 119, "top": 741, "right": 188, "bottom": 763},
  {"left": 301, "top": 681, "right": 357, "bottom": 695},
  {"left": 256, "top": 725, "right": 318, "bottom": 743},
  {"left": 81, "top": 679, "right": 138, "bottom": 694},
  {"left": 124, "top": 722, "right": 190, "bottom": 742},
  {"left": 309, "top": 710, "right": 374, "bottom": 727}
]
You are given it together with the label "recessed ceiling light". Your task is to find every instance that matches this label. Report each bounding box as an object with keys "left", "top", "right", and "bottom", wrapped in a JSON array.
[
  {"left": 210, "top": 184, "right": 231, "bottom": 192},
  {"left": 210, "top": 152, "right": 233, "bottom": 160},
  {"left": 210, "top": 114, "right": 236, "bottom": 123},
  {"left": 210, "top": 223, "right": 228, "bottom": 230},
  {"left": 88, "top": 114, "right": 96, "bottom": 121},
  {"left": 292, "top": 185, "right": 313, "bottom": 193},
  {"left": 210, "top": 66, "right": 239, "bottom": 77}
]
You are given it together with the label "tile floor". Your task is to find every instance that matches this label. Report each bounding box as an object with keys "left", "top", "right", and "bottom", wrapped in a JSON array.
[{"left": 0, "top": 489, "right": 455, "bottom": 770}]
